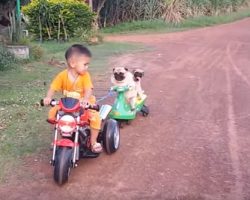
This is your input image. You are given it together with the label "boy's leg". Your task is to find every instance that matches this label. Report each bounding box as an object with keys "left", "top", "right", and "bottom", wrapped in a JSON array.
[
  {"left": 48, "top": 105, "right": 59, "bottom": 121},
  {"left": 90, "top": 128, "right": 100, "bottom": 146},
  {"left": 89, "top": 110, "right": 102, "bottom": 153}
]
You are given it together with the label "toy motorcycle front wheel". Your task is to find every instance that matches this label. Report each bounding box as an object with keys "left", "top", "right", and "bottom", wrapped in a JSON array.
[
  {"left": 102, "top": 119, "right": 120, "bottom": 154},
  {"left": 54, "top": 147, "right": 73, "bottom": 185}
]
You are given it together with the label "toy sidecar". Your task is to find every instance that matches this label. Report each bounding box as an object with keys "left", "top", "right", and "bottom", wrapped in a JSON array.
[{"left": 108, "top": 86, "right": 149, "bottom": 127}]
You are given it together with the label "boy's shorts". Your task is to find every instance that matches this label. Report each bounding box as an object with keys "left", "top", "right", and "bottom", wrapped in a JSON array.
[{"left": 48, "top": 96, "right": 101, "bottom": 130}]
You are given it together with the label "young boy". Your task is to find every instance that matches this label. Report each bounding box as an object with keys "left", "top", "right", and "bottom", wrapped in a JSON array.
[{"left": 43, "top": 44, "right": 102, "bottom": 153}]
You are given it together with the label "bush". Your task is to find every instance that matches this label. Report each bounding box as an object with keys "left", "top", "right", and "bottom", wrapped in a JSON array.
[
  {"left": 22, "top": 0, "right": 95, "bottom": 41},
  {"left": 0, "top": 45, "right": 16, "bottom": 71},
  {"left": 73, "top": 28, "right": 103, "bottom": 45},
  {"left": 30, "top": 44, "right": 44, "bottom": 60}
]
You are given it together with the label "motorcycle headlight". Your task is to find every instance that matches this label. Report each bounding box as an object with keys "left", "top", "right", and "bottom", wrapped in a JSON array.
[{"left": 58, "top": 115, "right": 76, "bottom": 134}]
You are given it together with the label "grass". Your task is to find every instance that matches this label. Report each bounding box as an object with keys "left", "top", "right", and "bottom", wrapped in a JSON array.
[
  {"left": 0, "top": 41, "right": 143, "bottom": 182},
  {"left": 101, "top": 8, "right": 250, "bottom": 34},
  {"left": 39, "top": 41, "right": 145, "bottom": 74}
]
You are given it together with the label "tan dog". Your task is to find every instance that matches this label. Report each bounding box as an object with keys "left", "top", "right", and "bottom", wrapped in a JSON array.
[
  {"left": 111, "top": 67, "right": 144, "bottom": 110},
  {"left": 133, "top": 69, "right": 145, "bottom": 99}
]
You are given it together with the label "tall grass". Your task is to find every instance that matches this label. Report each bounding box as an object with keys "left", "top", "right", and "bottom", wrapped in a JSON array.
[
  {"left": 102, "top": 8, "right": 250, "bottom": 34},
  {"left": 99, "top": 0, "right": 250, "bottom": 26}
]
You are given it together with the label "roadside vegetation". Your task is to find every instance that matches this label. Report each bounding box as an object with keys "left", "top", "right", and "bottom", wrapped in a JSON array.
[
  {"left": 99, "top": 0, "right": 250, "bottom": 27},
  {"left": 102, "top": 8, "right": 250, "bottom": 34}
]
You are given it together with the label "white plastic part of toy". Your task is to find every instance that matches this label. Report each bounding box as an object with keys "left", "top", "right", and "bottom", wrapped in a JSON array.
[{"left": 99, "top": 105, "right": 112, "bottom": 120}]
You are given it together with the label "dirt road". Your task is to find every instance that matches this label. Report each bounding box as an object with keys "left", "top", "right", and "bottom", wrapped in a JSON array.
[{"left": 1, "top": 19, "right": 250, "bottom": 200}]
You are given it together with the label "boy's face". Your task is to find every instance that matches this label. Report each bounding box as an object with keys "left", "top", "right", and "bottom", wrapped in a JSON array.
[{"left": 69, "top": 54, "right": 91, "bottom": 75}]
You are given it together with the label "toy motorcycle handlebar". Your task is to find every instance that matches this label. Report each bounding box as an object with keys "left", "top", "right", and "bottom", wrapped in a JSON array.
[
  {"left": 86, "top": 104, "right": 100, "bottom": 111},
  {"left": 40, "top": 99, "right": 57, "bottom": 107},
  {"left": 40, "top": 99, "right": 100, "bottom": 111}
]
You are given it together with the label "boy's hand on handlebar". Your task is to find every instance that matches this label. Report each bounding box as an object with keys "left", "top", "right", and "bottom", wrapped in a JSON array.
[
  {"left": 43, "top": 97, "right": 52, "bottom": 106},
  {"left": 80, "top": 99, "right": 89, "bottom": 108}
]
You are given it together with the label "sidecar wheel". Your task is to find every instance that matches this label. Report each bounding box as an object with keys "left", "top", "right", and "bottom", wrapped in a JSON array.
[
  {"left": 118, "top": 120, "right": 124, "bottom": 128},
  {"left": 141, "top": 105, "right": 149, "bottom": 117},
  {"left": 54, "top": 147, "right": 72, "bottom": 185},
  {"left": 126, "top": 120, "right": 131, "bottom": 125},
  {"left": 102, "top": 119, "right": 120, "bottom": 154}
]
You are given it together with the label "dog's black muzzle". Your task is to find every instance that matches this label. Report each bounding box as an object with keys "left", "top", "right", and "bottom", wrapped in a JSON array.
[
  {"left": 114, "top": 72, "right": 125, "bottom": 81},
  {"left": 134, "top": 71, "right": 144, "bottom": 81}
]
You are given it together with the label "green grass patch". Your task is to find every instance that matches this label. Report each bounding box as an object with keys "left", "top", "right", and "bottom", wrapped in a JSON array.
[
  {"left": 0, "top": 41, "right": 143, "bottom": 182},
  {"left": 40, "top": 41, "right": 144, "bottom": 72},
  {"left": 101, "top": 8, "right": 250, "bottom": 34}
]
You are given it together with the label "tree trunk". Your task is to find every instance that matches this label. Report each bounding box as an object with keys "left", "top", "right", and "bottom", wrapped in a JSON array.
[
  {"left": 97, "top": 0, "right": 107, "bottom": 16},
  {"left": 89, "top": 0, "right": 93, "bottom": 11}
]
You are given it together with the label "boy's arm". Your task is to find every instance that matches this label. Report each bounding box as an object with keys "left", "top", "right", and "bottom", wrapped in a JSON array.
[
  {"left": 81, "top": 72, "right": 94, "bottom": 107},
  {"left": 44, "top": 88, "right": 55, "bottom": 105},
  {"left": 43, "top": 71, "right": 64, "bottom": 105},
  {"left": 83, "top": 89, "right": 92, "bottom": 100},
  {"left": 81, "top": 89, "right": 92, "bottom": 107}
]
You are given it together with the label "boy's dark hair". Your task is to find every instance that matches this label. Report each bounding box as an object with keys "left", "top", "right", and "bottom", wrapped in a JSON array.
[{"left": 65, "top": 44, "right": 92, "bottom": 61}]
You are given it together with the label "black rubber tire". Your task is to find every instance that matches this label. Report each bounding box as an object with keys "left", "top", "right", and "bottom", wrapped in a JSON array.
[
  {"left": 126, "top": 120, "right": 131, "bottom": 125},
  {"left": 118, "top": 120, "right": 124, "bottom": 128},
  {"left": 102, "top": 119, "right": 120, "bottom": 154},
  {"left": 54, "top": 147, "right": 73, "bottom": 185},
  {"left": 141, "top": 105, "right": 149, "bottom": 117}
]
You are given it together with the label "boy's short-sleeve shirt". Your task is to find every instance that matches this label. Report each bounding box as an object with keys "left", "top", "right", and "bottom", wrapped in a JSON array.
[{"left": 50, "top": 70, "right": 93, "bottom": 99}]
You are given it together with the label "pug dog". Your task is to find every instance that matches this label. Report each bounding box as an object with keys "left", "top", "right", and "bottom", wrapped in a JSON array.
[
  {"left": 133, "top": 69, "right": 145, "bottom": 99},
  {"left": 111, "top": 67, "right": 137, "bottom": 110}
]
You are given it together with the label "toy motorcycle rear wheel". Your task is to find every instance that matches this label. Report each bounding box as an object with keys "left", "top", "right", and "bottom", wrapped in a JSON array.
[{"left": 102, "top": 119, "right": 120, "bottom": 154}]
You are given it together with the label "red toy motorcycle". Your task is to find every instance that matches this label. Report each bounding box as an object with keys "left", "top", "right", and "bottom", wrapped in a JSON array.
[{"left": 41, "top": 97, "right": 120, "bottom": 185}]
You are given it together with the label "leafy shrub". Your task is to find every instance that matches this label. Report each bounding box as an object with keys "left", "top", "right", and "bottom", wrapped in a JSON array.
[
  {"left": 30, "top": 44, "right": 44, "bottom": 60},
  {"left": 73, "top": 28, "right": 103, "bottom": 45},
  {"left": 0, "top": 45, "right": 16, "bottom": 71},
  {"left": 22, "top": 0, "right": 95, "bottom": 41}
]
